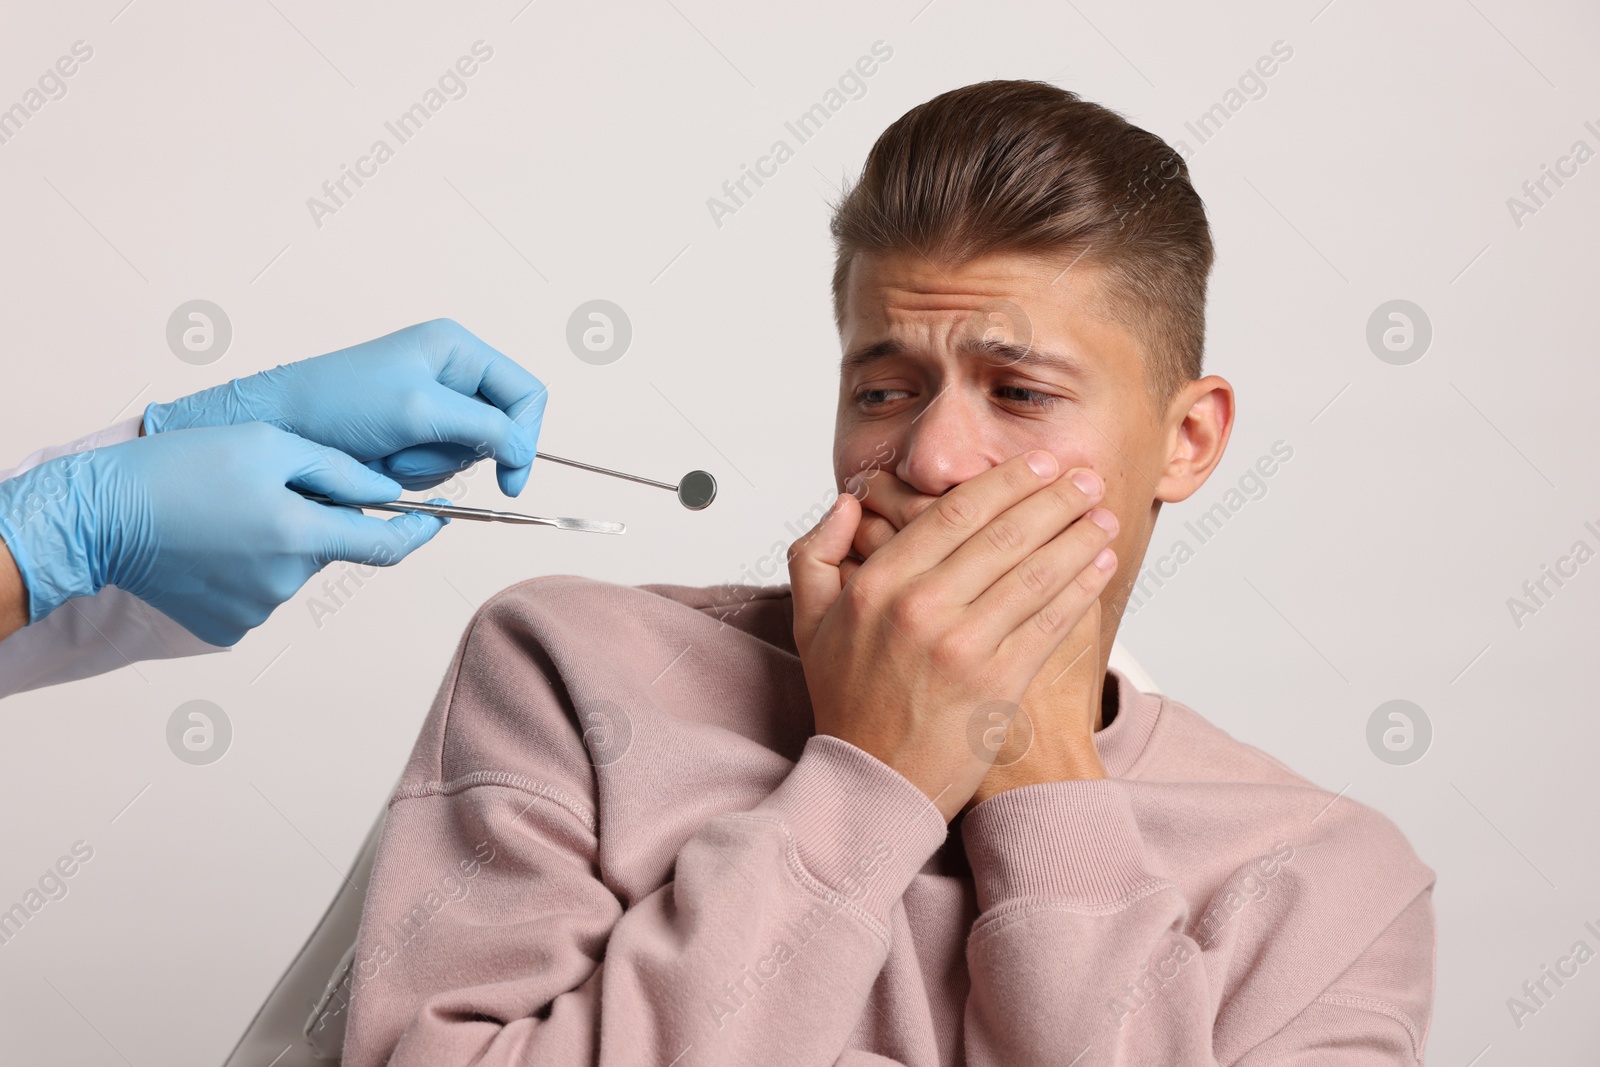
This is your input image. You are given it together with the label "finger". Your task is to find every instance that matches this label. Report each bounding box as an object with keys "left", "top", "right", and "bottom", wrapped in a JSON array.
[
  {"left": 496, "top": 385, "right": 547, "bottom": 496},
  {"left": 937, "top": 465, "right": 1106, "bottom": 606},
  {"left": 848, "top": 467, "right": 929, "bottom": 533},
  {"left": 851, "top": 509, "right": 899, "bottom": 563},
  {"left": 374, "top": 441, "right": 479, "bottom": 489},
  {"left": 424, "top": 321, "right": 549, "bottom": 496},
  {"left": 845, "top": 468, "right": 920, "bottom": 563},
  {"left": 992, "top": 530, "right": 1117, "bottom": 672},
  {"left": 280, "top": 433, "right": 403, "bottom": 503},
  {"left": 497, "top": 442, "right": 536, "bottom": 497},
  {"left": 412, "top": 388, "right": 537, "bottom": 471},
  {"left": 308, "top": 506, "right": 446, "bottom": 570},
  {"left": 871, "top": 451, "right": 1064, "bottom": 582},
  {"left": 786, "top": 491, "right": 861, "bottom": 658},
  {"left": 430, "top": 320, "right": 551, "bottom": 427}
]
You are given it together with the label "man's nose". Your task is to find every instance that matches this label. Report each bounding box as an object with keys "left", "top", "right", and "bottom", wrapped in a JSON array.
[{"left": 894, "top": 385, "right": 995, "bottom": 497}]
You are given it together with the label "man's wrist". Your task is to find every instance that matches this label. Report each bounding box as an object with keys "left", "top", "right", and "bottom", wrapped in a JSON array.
[
  {"left": 0, "top": 535, "right": 28, "bottom": 641},
  {"left": 969, "top": 743, "right": 1107, "bottom": 809}
]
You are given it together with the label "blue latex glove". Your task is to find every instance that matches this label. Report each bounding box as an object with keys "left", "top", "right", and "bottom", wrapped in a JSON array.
[
  {"left": 0, "top": 423, "right": 445, "bottom": 646},
  {"left": 143, "top": 318, "right": 548, "bottom": 497}
]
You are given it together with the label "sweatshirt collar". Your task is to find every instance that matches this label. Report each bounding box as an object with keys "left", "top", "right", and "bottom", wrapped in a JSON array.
[{"left": 1094, "top": 666, "right": 1163, "bottom": 778}]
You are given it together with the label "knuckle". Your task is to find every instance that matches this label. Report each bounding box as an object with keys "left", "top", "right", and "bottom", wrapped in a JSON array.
[
  {"left": 928, "top": 626, "right": 974, "bottom": 669},
  {"left": 932, "top": 493, "right": 979, "bottom": 533},
  {"left": 984, "top": 517, "right": 1025, "bottom": 554},
  {"left": 279, "top": 510, "right": 325, "bottom": 556},
  {"left": 239, "top": 421, "right": 280, "bottom": 449},
  {"left": 1016, "top": 555, "right": 1054, "bottom": 595},
  {"left": 398, "top": 388, "right": 435, "bottom": 423},
  {"left": 857, "top": 514, "right": 896, "bottom": 553},
  {"left": 264, "top": 508, "right": 300, "bottom": 548},
  {"left": 1051, "top": 470, "right": 1094, "bottom": 505},
  {"left": 1004, "top": 458, "right": 1038, "bottom": 492},
  {"left": 904, "top": 497, "right": 937, "bottom": 524},
  {"left": 1033, "top": 599, "right": 1068, "bottom": 636},
  {"left": 841, "top": 572, "right": 881, "bottom": 614},
  {"left": 886, "top": 590, "right": 927, "bottom": 632},
  {"left": 1072, "top": 562, "right": 1105, "bottom": 598}
]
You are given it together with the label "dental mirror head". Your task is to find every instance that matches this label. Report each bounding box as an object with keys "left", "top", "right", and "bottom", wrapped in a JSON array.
[{"left": 677, "top": 470, "right": 717, "bottom": 510}]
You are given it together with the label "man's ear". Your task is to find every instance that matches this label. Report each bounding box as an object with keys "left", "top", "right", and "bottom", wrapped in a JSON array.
[{"left": 1154, "top": 375, "right": 1234, "bottom": 505}]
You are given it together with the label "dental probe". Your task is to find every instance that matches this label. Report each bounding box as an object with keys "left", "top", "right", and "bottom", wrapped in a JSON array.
[
  {"left": 297, "top": 492, "right": 625, "bottom": 534},
  {"left": 536, "top": 451, "right": 718, "bottom": 511}
]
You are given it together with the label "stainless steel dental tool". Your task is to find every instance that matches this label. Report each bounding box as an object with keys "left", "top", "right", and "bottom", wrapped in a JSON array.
[
  {"left": 297, "top": 493, "right": 625, "bottom": 534},
  {"left": 535, "top": 451, "right": 718, "bottom": 510},
  {"left": 295, "top": 452, "right": 713, "bottom": 532}
]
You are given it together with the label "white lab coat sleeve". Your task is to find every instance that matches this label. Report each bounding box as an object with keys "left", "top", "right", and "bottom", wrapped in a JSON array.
[{"left": 0, "top": 418, "right": 227, "bottom": 698}]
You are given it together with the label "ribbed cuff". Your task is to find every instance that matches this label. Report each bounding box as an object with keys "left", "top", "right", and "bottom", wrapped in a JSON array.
[
  {"left": 961, "top": 778, "right": 1160, "bottom": 911},
  {"left": 754, "top": 733, "right": 948, "bottom": 924}
]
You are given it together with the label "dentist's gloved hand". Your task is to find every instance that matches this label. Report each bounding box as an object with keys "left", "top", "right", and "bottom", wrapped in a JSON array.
[
  {"left": 0, "top": 423, "right": 445, "bottom": 646},
  {"left": 143, "top": 318, "right": 548, "bottom": 497}
]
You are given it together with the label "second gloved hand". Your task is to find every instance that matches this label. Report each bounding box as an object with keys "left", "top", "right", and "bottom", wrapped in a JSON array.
[
  {"left": 143, "top": 318, "right": 548, "bottom": 496},
  {"left": 0, "top": 423, "right": 445, "bottom": 646}
]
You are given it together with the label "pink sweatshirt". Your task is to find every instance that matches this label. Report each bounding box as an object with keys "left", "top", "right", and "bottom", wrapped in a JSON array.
[{"left": 341, "top": 576, "right": 1436, "bottom": 1066}]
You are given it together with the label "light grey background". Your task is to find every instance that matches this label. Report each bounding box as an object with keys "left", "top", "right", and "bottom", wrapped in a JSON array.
[{"left": 2, "top": 0, "right": 1596, "bottom": 1063}]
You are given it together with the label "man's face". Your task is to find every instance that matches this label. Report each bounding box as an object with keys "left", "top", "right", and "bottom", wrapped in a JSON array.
[{"left": 831, "top": 249, "right": 1212, "bottom": 632}]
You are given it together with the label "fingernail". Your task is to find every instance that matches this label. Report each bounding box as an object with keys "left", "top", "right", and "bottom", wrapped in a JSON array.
[
  {"left": 1070, "top": 468, "right": 1101, "bottom": 497},
  {"left": 1094, "top": 547, "right": 1117, "bottom": 571},
  {"left": 1089, "top": 508, "right": 1118, "bottom": 535},
  {"left": 844, "top": 472, "right": 865, "bottom": 497},
  {"left": 1027, "top": 451, "right": 1058, "bottom": 478}
]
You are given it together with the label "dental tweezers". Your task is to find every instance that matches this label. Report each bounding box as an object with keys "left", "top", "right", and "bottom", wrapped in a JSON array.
[{"left": 298, "top": 492, "right": 625, "bottom": 535}]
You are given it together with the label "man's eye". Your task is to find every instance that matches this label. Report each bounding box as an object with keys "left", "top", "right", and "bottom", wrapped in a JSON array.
[
  {"left": 995, "top": 385, "right": 1058, "bottom": 409},
  {"left": 856, "top": 388, "right": 911, "bottom": 408}
]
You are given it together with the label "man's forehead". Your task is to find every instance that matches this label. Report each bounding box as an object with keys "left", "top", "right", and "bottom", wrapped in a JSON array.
[
  {"left": 842, "top": 249, "right": 1108, "bottom": 327},
  {"left": 841, "top": 250, "right": 1116, "bottom": 354}
]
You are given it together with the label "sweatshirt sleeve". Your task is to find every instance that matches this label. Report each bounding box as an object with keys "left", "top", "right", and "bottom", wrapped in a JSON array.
[
  {"left": 340, "top": 634, "right": 950, "bottom": 1067},
  {"left": 958, "top": 779, "right": 1435, "bottom": 1066}
]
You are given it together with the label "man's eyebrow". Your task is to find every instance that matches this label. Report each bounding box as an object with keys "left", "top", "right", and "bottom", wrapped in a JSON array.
[
  {"left": 840, "top": 336, "right": 1090, "bottom": 377},
  {"left": 839, "top": 337, "right": 907, "bottom": 371}
]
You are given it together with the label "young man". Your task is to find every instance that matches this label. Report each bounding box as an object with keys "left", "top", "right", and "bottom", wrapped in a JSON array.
[{"left": 340, "top": 81, "right": 1435, "bottom": 1066}]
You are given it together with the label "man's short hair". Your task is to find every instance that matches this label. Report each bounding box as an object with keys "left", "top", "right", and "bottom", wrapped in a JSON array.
[{"left": 829, "top": 79, "right": 1214, "bottom": 407}]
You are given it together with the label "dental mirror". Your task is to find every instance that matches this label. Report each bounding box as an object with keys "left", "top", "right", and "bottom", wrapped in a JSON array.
[{"left": 537, "top": 451, "right": 717, "bottom": 511}]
